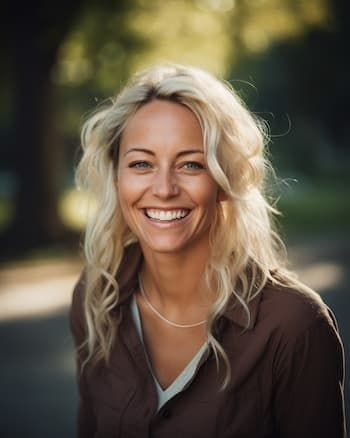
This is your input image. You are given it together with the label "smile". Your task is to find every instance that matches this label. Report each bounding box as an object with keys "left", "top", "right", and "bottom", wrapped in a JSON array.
[{"left": 144, "top": 209, "right": 190, "bottom": 221}]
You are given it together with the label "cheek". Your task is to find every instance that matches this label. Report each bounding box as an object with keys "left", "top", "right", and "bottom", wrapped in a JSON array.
[
  {"left": 117, "top": 179, "right": 128, "bottom": 203},
  {"left": 116, "top": 172, "right": 139, "bottom": 204},
  {"left": 115, "top": 176, "right": 132, "bottom": 219},
  {"left": 116, "top": 185, "right": 137, "bottom": 232},
  {"left": 116, "top": 175, "right": 146, "bottom": 224},
  {"left": 196, "top": 180, "right": 219, "bottom": 207}
]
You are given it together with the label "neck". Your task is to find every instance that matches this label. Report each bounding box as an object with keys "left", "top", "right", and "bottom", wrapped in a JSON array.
[{"left": 139, "top": 241, "right": 214, "bottom": 310}]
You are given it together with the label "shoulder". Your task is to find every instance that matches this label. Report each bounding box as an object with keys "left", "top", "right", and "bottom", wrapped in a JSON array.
[
  {"left": 257, "top": 280, "right": 339, "bottom": 342},
  {"left": 257, "top": 282, "right": 344, "bottom": 382},
  {"left": 260, "top": 285, "right": 347, "bottom": 437},
  {"left": 70, "top": 269, "right": 86, "bottom": 314}
]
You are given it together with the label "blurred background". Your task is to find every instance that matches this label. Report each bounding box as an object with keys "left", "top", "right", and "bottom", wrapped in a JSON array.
[{"left": 0, "top": 0, "right": 349, "bottom": 435}]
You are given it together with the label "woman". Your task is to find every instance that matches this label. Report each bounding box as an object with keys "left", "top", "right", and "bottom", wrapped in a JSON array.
[{"left": 70, "top": 63, "right": 346, "bottom": 437}]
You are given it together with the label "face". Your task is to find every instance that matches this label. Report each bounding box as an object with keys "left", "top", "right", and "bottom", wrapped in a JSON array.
[{"left": 116, "top": 99, "right": 220, "bottom": 256}]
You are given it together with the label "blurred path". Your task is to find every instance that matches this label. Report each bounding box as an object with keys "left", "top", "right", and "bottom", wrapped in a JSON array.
[
  {"left": 0, "top": 258, "right": 82, "bottom": 437},
  {"left": 0, "top": 237, "right": 348, "bottom": 437}
]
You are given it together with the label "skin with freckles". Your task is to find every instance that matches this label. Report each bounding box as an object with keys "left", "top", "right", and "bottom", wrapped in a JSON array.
[{"left": 116, "top": 99, "right": 220, "bottom": 258}]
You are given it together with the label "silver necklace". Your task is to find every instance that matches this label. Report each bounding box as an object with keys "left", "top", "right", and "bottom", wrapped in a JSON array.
[{"left": 138, "top": 274, "right": 207, "bottom": 329}]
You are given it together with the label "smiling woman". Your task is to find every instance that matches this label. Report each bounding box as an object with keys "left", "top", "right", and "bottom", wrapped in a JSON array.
[
  {"left": 117, "top": 100, "right": 219, "bottom": 257},
  {"left": 70, "top": 64, "right": 346, "bottom": 437}
]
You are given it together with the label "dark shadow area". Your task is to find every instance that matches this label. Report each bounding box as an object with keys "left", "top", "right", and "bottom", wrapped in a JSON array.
[
  {"left": 323, "top": 284, "right": 350, "bottom": 431},
  {"left": 289, "top": 236, "right": 350, "bottom": 431},
  {"left": 0, "top": 311, "right": 78, "bottom": 438}
]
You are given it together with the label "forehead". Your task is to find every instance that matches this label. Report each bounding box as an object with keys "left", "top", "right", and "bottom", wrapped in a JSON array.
[{"left": 120, "top": 100, "right": 204, "bottom": 152}]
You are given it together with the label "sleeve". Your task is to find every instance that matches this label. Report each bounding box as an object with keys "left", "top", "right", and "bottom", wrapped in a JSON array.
[
  {"left": 272, "top": 311, "right": 347, "bottom": 438},
  {"left": 69, "top": 271, "right": 97, "bottom": 438}
]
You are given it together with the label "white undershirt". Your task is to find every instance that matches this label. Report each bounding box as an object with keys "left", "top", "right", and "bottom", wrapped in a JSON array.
[{"left": 131, "top": 295, "right": 208, "bottom": 411}]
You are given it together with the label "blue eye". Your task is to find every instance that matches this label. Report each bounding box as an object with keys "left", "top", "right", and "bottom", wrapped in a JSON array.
[
  {"left": 183, "top": 161, "right": 203, "bottom": 170},
  {"left": 129, "top": 161, "right": 151, "bottom": 169}
]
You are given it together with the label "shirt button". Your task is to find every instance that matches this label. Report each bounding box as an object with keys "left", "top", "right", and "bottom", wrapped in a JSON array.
[{"left": 162, "top": 408, "right": 172, "bottom": 419}]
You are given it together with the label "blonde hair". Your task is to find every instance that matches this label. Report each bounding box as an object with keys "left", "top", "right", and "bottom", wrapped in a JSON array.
[{"left": 76, "top": 63, "right": 300, "bottom": 384}]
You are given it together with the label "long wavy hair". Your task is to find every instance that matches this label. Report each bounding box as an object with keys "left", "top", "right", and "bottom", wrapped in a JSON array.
[{"left": 76, "top": 63, "right": 301, "bottom": 384}]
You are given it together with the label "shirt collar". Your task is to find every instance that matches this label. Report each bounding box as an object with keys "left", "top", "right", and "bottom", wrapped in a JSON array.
[{"left": 222, "top": 291, "right": 262, "bottom": 329}]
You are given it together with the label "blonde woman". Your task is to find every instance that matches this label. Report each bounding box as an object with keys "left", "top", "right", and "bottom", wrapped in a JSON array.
[{"left": 70, "top": 64, "right": 346, "bottom": 437}]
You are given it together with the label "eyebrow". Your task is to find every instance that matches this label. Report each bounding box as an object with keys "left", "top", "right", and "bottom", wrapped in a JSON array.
[{"left": 124, "top": 148, "right": 204, "bottom": 157}]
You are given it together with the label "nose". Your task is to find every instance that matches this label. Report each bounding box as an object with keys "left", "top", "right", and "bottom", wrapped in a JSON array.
[{"left": 152, "top": 168, "right": 180, "bottom": 199}]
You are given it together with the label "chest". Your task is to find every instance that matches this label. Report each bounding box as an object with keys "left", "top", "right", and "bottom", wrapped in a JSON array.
[
  {"left": 86, "top": 318, "right": 275, "bottom": 438},
  {"left": 87, "top": 356, "right": 271, "bottom": 438},
  {"left": 142, "top": 322, "right": 206, "bottom": 389}
]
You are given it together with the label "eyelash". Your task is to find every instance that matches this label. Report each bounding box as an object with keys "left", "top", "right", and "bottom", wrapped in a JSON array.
[
  {"left": 128, "top": 161, "right": 205, "bottom": 170},
  {"left": 128, "top": 161, "right": 151, "bottom": 169},
  {"left": 182, "top": 161, "right": 204, "bottom": 170}
]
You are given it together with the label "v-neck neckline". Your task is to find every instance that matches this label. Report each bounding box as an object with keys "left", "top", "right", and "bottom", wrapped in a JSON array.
[{"left": 131, "top": 294, "right": 208, "bottom": 393}]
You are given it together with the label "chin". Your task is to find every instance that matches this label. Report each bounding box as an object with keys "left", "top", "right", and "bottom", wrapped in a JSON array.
[
  {"left": 139, "top": 234, "right": 208, "bottom": 256},
  {"left": 141, "top": 241, "right": 187, "bottom": 255}
]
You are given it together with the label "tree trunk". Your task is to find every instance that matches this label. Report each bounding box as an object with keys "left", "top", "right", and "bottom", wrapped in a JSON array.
[{"left": 1, "top": 0, "right": 84, "bottom": 254}]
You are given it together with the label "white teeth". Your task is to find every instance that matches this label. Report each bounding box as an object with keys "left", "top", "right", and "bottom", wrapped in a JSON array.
[
  {"left": 146, "top": 209, "right": 189, "bottom": 221},
  {"left": 164, "top": 211, "right": 172, "bottom": 221}
]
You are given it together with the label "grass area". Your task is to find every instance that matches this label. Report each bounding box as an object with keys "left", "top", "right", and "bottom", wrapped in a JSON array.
[{"left": 277, "top": 183, "right": 350, "bottom": 237}]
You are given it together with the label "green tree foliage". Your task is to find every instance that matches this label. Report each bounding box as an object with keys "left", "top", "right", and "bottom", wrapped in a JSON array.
[{"left": 226, "top": 0, "right": 349, "bottom": 178}]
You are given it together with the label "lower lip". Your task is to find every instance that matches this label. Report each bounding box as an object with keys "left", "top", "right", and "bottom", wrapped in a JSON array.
[{"left": 142, "top": 211, "right": 191, "bottom": 228}]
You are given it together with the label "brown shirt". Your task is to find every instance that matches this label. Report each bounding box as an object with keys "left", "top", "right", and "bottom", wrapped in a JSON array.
[{"left": 70, "top": 248, "right": 346, "bottom": 438}]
